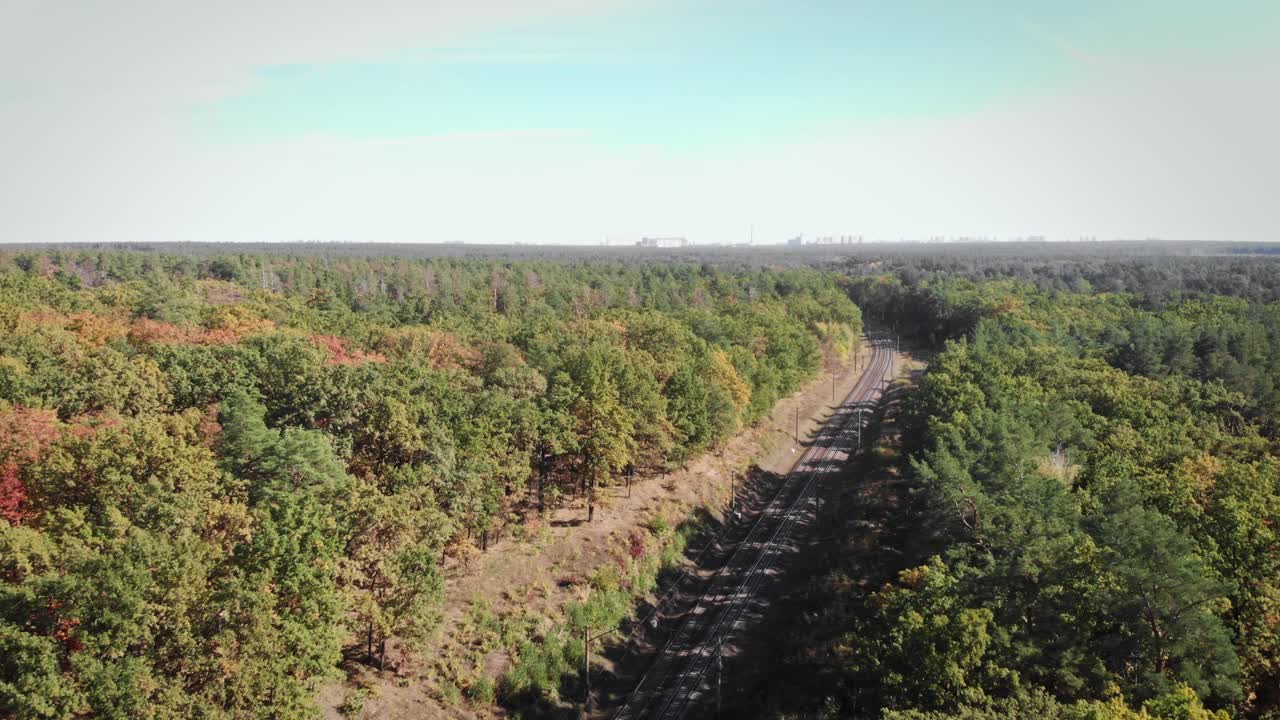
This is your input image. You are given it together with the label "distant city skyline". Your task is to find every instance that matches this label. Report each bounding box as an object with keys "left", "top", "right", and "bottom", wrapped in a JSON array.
[{"left": 3, "top": 1, "right": 1278, "bottom": 244}]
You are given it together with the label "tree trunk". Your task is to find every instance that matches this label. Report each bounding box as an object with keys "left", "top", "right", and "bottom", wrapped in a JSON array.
[
  {"left": 379, "top": 638, "right": 388, "bottom": 672},
  {"left": 571, "top": 455, "right": 579, "bottom": 500},
  {"left": 583, "top": 448, "right": 594, "bottom": 523},
  {"left": 587, "top": 473, "right": 595, "bottom": 523},
  {"left": 538, "top": 447, "right": 547, "bottom": 514}
]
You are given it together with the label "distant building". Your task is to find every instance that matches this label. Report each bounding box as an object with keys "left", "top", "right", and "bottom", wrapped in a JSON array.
[
  {"left": 637, "top": 237, "right": 689, "bottom": 248},
  {"left": 786, "top": 236, "right": 803, "bottom": 247},
  {"left": 798, "top": 234, "right": 862, "bottom": 246}
]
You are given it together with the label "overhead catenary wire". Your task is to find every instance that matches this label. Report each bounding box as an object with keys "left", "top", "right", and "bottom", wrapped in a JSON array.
[{"left": 613, "top": 337, "right": 894, "bottom": 720}]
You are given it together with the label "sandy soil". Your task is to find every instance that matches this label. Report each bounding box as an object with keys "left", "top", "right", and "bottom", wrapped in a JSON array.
[{"left": 318, "top": 341, "right": 892, "bottom": 720}]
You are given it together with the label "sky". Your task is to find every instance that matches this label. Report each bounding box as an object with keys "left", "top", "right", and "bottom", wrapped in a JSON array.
[{"left": 2, "top": 1, "right": 1278, "bottom": 245}]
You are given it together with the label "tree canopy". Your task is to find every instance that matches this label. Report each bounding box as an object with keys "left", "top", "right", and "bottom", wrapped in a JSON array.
[
  {"left": 0, "top": 248, "right": 860, "bottom": 718},
  {"left": 751, "top": 259, "right": 1280, "bottom": 720}
]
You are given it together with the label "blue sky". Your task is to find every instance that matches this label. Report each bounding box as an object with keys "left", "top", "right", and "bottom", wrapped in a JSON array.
[
  {"left": 208, "top": 4, "right": 1089, "bottom": 143},
  {"left": 3, "top": 1, "right": 1278, "bottom": 243},
  {"left": 208, "top": 1, "right": 1270, "bottom": 147},
  {"left": 211, "top": 3, "right": 1060, "bottom": 146}
]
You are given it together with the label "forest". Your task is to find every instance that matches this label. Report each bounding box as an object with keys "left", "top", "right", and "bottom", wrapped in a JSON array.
[
  {"left": 3, "top": 244, "right": 1279, "bottom": 720},
  {"left": 747, "top": 253, "right": 1280, "bottom": 719},
  {"left": 0, "top": 248, "right": 860, "bottom": 718}
]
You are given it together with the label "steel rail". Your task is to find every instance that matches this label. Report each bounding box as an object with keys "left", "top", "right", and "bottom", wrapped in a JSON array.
[
  {"left": 652, "top": 341, "right": 892, "bottom": 718},
  {"left": 654, "top": 412, "right": 854, "bottom": 717},
  {"left": 613, "top": 339, "right": 894, "bottom": 719},
  {"left": 649, "top": 341, "right": 892, "bottom": 718},
  {"left": 619, "top": 340, "right": 890, "bottom": 718},
  {"left": 615, "top": 352, "right": 883, "bottom": 715}
]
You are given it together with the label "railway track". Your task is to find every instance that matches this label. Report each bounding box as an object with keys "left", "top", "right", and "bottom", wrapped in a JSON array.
[{"left": 613, "top": 337, "right": 895, "bottom": 720}]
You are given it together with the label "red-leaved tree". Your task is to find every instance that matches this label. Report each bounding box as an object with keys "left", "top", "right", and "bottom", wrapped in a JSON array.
[{"left": 0, "top": 406, "right": 60, "bottom": 523}]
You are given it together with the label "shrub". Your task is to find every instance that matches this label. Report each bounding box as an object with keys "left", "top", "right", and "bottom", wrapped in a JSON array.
[
  {"left": 466, "top": 676, "right": 497, "bottom": 705},
  {"left": 647, "top": 516, "right": 670, "bottom": 536},
  {"left": 339, "top": 688, "right": 372, "bottom": 719},
  {"left": 435, "top": 680, "right": 461, "bottom": 705}
]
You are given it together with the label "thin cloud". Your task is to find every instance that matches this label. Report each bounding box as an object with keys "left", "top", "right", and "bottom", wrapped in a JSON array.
[
  {"left": 1019, "top": 17, "right": 1110, "bottom": 70},
  {"left": 293, "top": 128, "right": 589, "bottom": 148}
]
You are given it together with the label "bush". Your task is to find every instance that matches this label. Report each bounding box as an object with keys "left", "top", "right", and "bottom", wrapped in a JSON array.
[
  {"left": 501, "top": 634, "right": 578, "bottom": 704},
  {"left": 435, "top": 680, "right": 461, "bottom": 705},
  {"left": 466, "top": 676, "right": 496, "bottom": 705},
  {"left": 339, "top": 687, "right": 372, "bottom": 719},
  {"left": 647, "top": 516, "right": 670, "bottom": 536},
  {"left": 499, "top": 509, "right": 709, "bottom": 712}
]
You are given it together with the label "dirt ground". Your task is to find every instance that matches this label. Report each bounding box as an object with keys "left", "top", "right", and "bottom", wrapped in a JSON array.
[{"left": 318, "top": 341, "right": 899, "bottom": 720}]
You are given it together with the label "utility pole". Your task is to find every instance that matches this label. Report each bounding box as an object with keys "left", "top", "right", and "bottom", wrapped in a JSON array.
[
  {"left": 583, "top": 626, "right": 614, "bottom": 713},
  {"left": 794, "top": 407, "right": 799, "bottom": 444},
  {"left": 895, "top": 334, "right": 900, "bottom": 379},
  {"left": 716, "top": 641, "right": 723, "bottom": 718}
]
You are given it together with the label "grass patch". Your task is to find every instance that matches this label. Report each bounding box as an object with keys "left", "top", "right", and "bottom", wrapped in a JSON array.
[
  {"left": 339, "top": 687, "right": 374, "bottom": 719},
  {"left": 498, "top": 513, "right": 704, "bottom": 713},
  {"left": 466, "top": 676, "right": 497, "bottom": 705},
  {"left": 419, "top": 510, "right": 708, "bottom": 716}
]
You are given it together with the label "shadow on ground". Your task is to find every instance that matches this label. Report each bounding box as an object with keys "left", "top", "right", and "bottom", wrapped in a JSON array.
[
  {"left": 719, "top": 379, "right": 924, "bottom": 719},
  {"left": 593, "top": 463, "right": 789, "bottom": 716}
]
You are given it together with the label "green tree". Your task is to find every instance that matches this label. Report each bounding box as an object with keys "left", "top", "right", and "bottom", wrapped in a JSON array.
[
  {"left": 216, "top": 390, "right": 352, "bottom": 714},
  {"left": 571, "top": 361, "right": 633, "bottom": 523},
  {"left": 344, "top": 471, "right": 449, "bottom": 670},
  {"left": 1095, "top": 505, "right": 1240, "bottom": 703},
  {"left": 843, "top": 558, "right": 1009, "bottom": 711}
]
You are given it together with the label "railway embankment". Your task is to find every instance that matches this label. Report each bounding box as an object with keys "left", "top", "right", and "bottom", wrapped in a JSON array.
[
  {"left": 321, "top": 340, "right": 904, "bottom": 720},
  {"left": 601, "top": 338, "right": 908, "bottom": 719}
]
